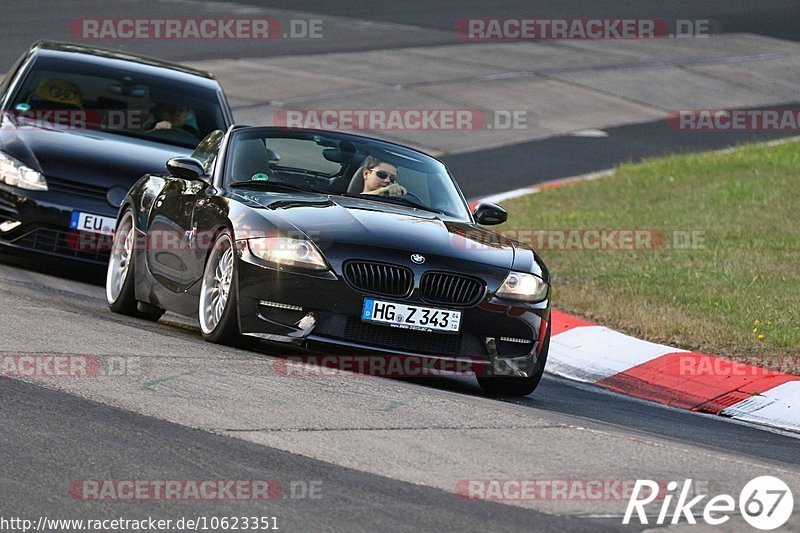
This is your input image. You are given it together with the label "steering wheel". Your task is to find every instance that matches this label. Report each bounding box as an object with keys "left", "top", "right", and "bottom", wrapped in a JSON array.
[
  {"left": 402, "top": 190, "right": 426, "bottom": 205},
  {"left": 381, "top": 188, "right": 425, "bottom": 206}
]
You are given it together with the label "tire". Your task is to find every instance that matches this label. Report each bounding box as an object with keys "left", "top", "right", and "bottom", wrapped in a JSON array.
[
  {"left": 199, "top": 229, "right": 241, "bottom": 346},
  {"left": 106, "top": 209, "right": 165, "bottom": 321},
  {"left": 477, "top": 321, "right": 551, "bottom": 396}
]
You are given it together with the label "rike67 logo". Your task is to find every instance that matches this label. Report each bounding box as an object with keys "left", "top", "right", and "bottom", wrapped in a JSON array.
[{"left": 624, "top": 476, "right": 793, "bottom": 530}]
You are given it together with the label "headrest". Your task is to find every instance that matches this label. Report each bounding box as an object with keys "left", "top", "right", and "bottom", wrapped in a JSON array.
[{"left": 347, "top": 165, "right": 367, "bottom": 193}]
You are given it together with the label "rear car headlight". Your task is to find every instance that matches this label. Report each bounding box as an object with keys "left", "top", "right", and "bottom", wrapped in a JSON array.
[
  {"left": 0, "top": 151, "right": 48, "bottom": 191},
  {"left": 496, "top": 271, "right": 549, "bottom": 302},
  {"left": 247, "top": 237, "right": 328, "bottom": 270}
]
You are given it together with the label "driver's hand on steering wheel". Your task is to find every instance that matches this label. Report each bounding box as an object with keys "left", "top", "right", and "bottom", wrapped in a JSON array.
[
  {"left": 375, "top": 183, "right": 407, "bottom": 197},
  {"left": 151, "top": 120, "right": 173, "bottom": 131}
]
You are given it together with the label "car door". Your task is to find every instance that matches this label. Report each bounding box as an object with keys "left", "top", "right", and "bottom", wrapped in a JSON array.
[
  {"left": 181, "top": 129, "right": 226, "bottom": 288},
  {"left": 145, "top": 177, "right": 205, "bottom": 292}
]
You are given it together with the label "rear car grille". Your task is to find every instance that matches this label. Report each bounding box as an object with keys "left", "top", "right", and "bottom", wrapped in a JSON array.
[
  {"left": 420, "top": 272, "right": 484, "bottom": 307},
  {"left": 47, "top": 177, "right": 109, "bottom": 203},
  {"left": 315, "top": 315, "right": 487, "bottom": 357},
  {"left": 343, "top": 261, "right": 413, "bottom": 297},
  {"left": 0, "top": 194, "right": 16, "bottom": 211},
  {"left": 10, "top": 227, "right": 111, "bottom": 264}
]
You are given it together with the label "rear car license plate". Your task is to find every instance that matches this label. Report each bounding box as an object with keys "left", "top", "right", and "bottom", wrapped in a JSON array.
[{"left": 70, "top": 211, "right": 116, "bottom": 236}]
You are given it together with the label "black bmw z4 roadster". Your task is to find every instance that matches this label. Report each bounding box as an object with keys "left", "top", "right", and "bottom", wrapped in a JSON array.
[{"left": 107, "top": 126, "right": 551, "bottom": 395}]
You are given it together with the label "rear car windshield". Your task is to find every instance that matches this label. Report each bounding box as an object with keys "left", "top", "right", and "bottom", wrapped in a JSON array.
[{"left": 9, "top": 56, "right": 227, "bottom": 148}]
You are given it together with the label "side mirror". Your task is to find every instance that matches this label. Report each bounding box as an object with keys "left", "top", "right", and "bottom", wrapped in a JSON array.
[
  {"left": 472, "top": 202, "right": 508, "bottom": 225},
  {"left": 166, "top": 157, "right": 208, "bottom": 182}
]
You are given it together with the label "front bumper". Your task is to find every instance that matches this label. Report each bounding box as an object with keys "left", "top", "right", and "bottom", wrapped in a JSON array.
[
  {"left": 0, "top": 183, "right": 117, "bottom": 265},
  {"left": 235, "top": 250, "right": 549, "bottom": 378}
]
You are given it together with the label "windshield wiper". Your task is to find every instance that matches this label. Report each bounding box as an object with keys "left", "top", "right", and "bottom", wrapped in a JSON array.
[
  {"left": 228, "top": 180, "right": 313, "bottom": 193},
  {"left": 342, "top": 193, "right": 445, "bottom": 215},
  {"left": 99, "top": 129, "right": 199, "bottom": 148}
]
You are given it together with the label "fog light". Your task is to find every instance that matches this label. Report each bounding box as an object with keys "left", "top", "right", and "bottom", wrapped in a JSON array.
[
  {"left": 485, "top": 339, "right": 530, "bottom": 377},
  {"left": 259, "top": 300, "right": 303, "bottom": 311},
  {"left": 499, "top": 336, "right": 531, "bottom": 344},
  {"left": 0, "top": 220, "right": 21, "bottom": 232}
]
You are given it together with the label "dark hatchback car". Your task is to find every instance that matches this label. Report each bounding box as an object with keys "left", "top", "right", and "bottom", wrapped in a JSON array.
[
  {"left": 0, "top": 40, "right": 232, "bottom": 264},
  {"left": 107, "top": 126, "right": 551, "bottom": 395}
]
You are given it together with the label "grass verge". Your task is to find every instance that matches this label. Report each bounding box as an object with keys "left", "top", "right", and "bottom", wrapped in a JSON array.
[{"left": 501, "top": 139, "right": 800, "bottom": 367}]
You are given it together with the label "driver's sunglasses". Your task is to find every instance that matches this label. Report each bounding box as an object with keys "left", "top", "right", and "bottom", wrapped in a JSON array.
[{"left": 372, "top": 169, "right": 397, "bottom": 183}]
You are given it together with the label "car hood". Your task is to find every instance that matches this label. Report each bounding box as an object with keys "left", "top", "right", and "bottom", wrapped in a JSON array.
[
  {"left": 234, "top": 190, "right": 520, "bottom": 272},
  {"left": 0, "top": 116, "right": 190, "bottom": 188}
]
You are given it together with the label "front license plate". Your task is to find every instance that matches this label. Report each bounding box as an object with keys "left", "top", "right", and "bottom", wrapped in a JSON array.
[
  {"left": 361, "top": 299, "right": 461, "bottom": 334},
  {"left": 69, "top": 211, "right": 116, "bottom": 236}
]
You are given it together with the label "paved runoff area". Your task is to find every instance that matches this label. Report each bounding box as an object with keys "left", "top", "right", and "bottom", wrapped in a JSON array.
[{"left": 184, "top": 33, "right": 800, "bottom": 156}]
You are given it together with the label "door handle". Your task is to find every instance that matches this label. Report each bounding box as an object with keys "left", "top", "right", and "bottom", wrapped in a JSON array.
[{"left": 185, "top": 225, "right": 197, "bottom": 250}]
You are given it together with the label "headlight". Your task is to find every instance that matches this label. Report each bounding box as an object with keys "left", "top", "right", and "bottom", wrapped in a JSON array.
[
  {"left": 496, "top": 271, "right": 549, "bottom": 302},
  {"left": 247, "top": 237, "right": 328, "bottom": 271},
  {"left": 0, "top": 151, "right": 48, "bottom": 191}
]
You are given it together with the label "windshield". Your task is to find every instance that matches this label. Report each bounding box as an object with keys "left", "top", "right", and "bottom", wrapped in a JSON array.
[
  {"left": 9, "top": 56, "right": 227, "bottom": 148},
  {"left": 224, "top": 129, "right": 471, "bottom": 220}
]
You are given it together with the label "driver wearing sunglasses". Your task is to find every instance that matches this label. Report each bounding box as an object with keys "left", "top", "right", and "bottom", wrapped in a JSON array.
[{"left": 360, "top": 156, "right": 407, "bottom": 197}]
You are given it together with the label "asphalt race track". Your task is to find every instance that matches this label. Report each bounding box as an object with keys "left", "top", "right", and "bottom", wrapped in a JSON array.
[
  {"left": 237, "top": 0, "right": 800, "bottom": 42},
  {"left": 446, "top": 116, "right": 800, "bottom": 199},
  {"left": 2, "top": 2, "right": 800, "bottom": 531},
  {"left": 2, "top": 255, "right": 800, "bottom": 531},
  {"left": 1, "top": 376, "right": 608, "bottom": 533}
]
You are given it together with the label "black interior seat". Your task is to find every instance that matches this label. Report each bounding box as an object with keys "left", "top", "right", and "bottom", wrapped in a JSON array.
[
  {"left": 231, "top": 139, "right": 274, "bottom": 181},
  {"left": 347, "top": 165, "right": 367, "bottom": 193}
]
